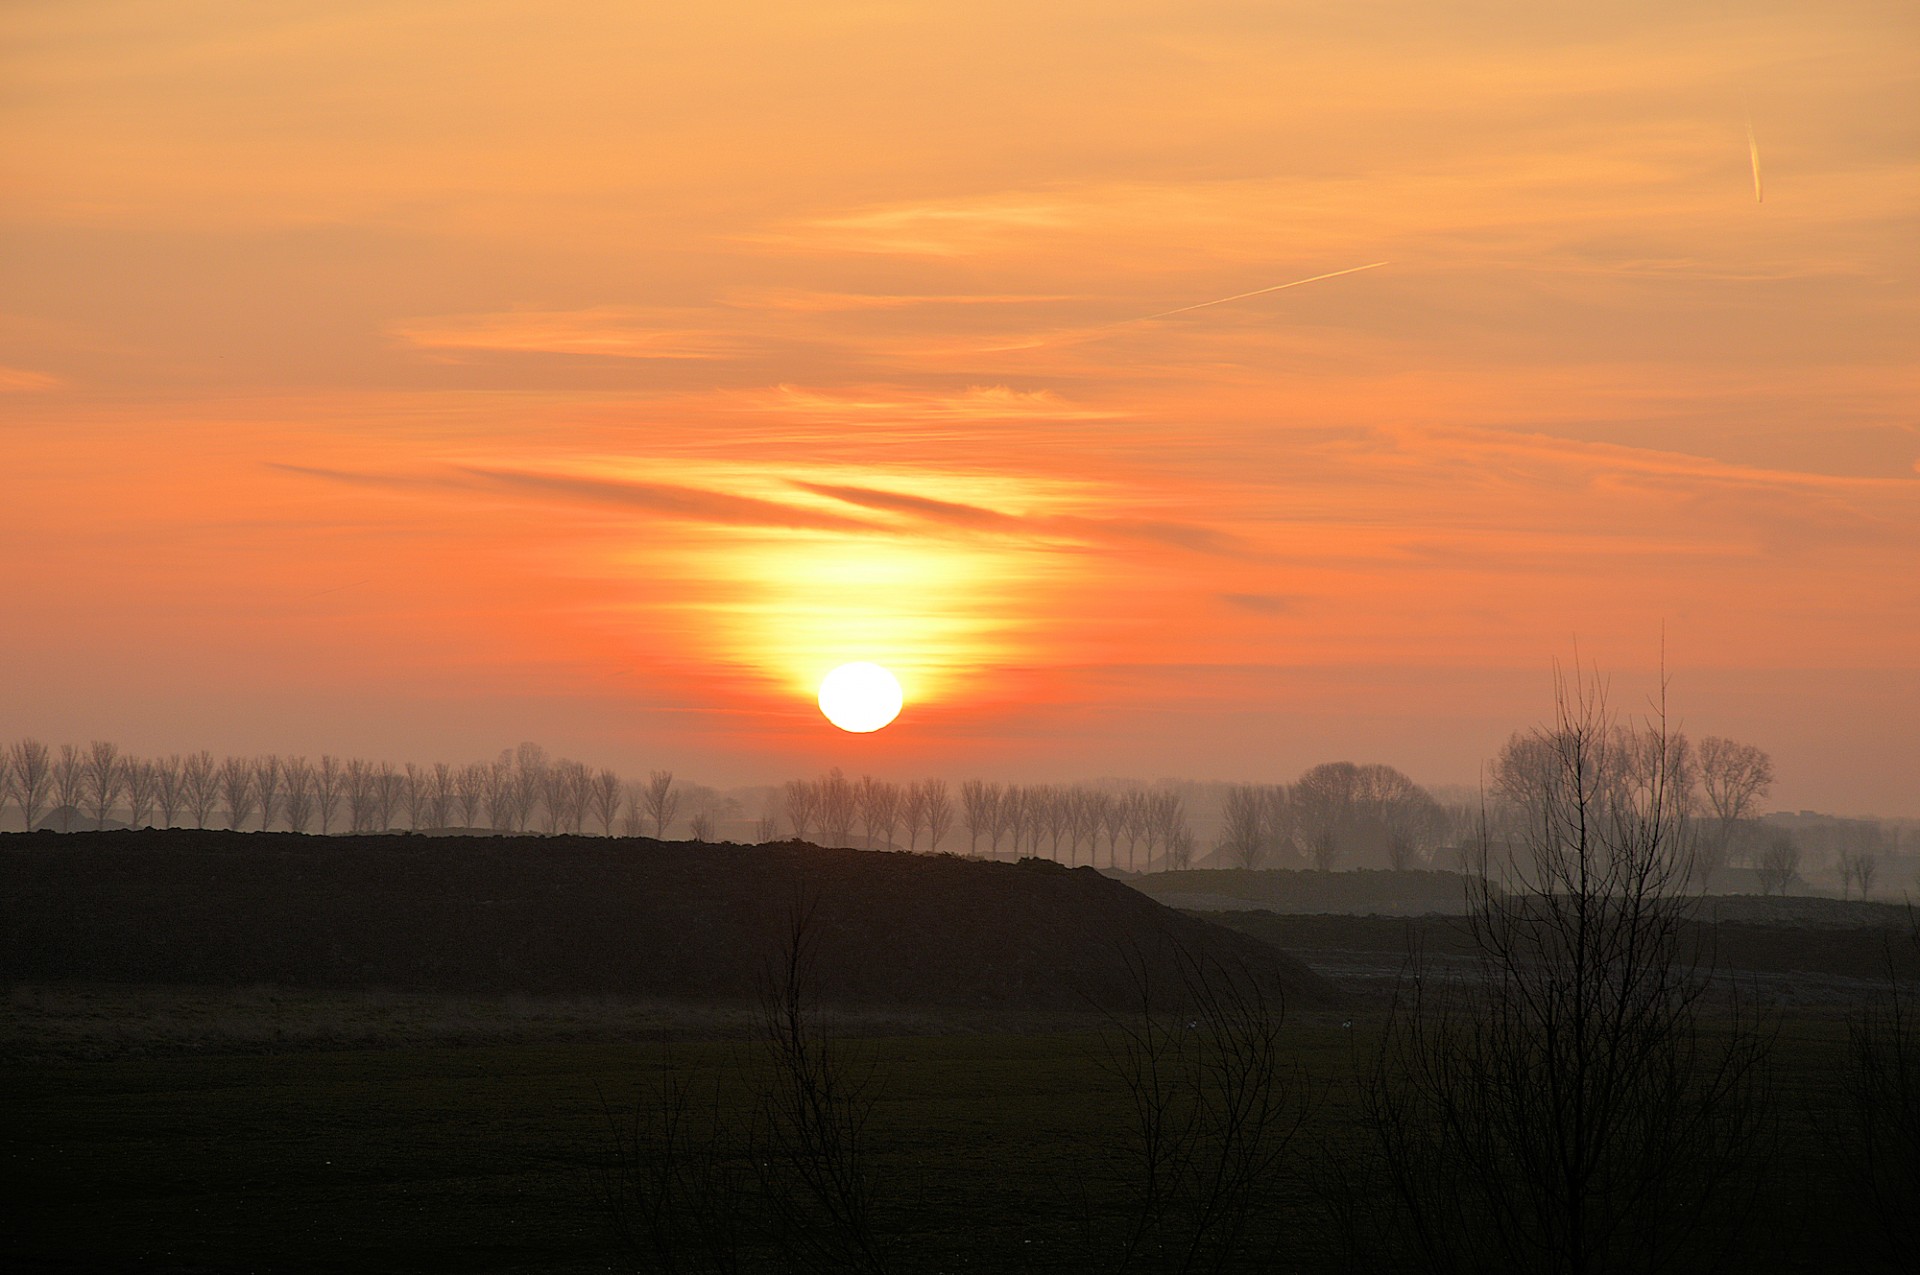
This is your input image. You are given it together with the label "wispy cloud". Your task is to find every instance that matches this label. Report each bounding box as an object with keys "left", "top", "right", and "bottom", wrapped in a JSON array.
[
  {"left": 0, "top": 365, "right": 61, "bottom": 392},
  {"left": 792, "top": 479, "right": 1255, "bottom": 558},
  {"left": 753, "top": 197, "right": 1071, "bottom": 256},
  {"left": 724, "top": 288, "right": 1073, "bottom": 313},
  {"left": 272, "top": 462, "right": 888, "bottom": 534},
  {"left": 754, "top": 384, "right": 1118, "bottom": 423},
  {"left": 389, "top": 307, "right": 736, "bottom": 360}
]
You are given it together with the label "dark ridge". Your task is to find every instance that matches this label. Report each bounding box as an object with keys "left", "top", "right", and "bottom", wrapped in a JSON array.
[{"left": 0, "top": 830, "right": 1332, "bottom": 1012}]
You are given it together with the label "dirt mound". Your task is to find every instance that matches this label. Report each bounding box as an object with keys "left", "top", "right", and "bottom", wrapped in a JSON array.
[{"left": 0, "top": 831, "right": 1330, "bottom": 1013}]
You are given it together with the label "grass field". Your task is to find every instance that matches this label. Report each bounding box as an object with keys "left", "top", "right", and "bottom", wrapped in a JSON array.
[{"left": 4, "top": 983, "right": 1903, "bottom": 1273}]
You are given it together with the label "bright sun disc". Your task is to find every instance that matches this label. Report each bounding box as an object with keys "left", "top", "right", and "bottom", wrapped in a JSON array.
[{"left": 818, "top": 662, "right": 904, "bottom": 733}]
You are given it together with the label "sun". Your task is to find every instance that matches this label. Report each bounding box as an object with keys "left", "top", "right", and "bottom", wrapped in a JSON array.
[{"left": 817, "top": 662, "right": 904, "bottom": 733}]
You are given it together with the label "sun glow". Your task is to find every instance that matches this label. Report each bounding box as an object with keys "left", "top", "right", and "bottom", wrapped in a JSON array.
[{"left": 818, "top": 661, "right": 905, "bottom": 732}]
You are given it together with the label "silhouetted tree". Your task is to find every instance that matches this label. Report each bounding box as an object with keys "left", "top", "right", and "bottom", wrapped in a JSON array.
[
  {"left": 403, "top": 762, "right": 430, "bottom": 830},
  {"left": 80, "top": 740, "right": 123, "bottom": 829},
  {"left": 151, "top": 754, "right": 184, "bottom": 829},
  {"left": 785, "top": 778, "right": 820, "bottom": 842},
  {"left": 1222, "top": 785, "right": 1268, "bottom": 869},
  {"left": 856, "top": 776, "right": 899, "bottom": 850},
  {"left": 1098, "top": 946, "right": 1306, "bottom": 1272},
  {"left": 1839, "top": 847, "right": 1880, "bottom": 899},
  {"left": 454, "top": 761, "right": 486, "bottom": 828},
  {"left": 960, "top": 780, "right": 991, "bottom": 856},
  {"left": 124, "top": 758, "right": 157, "bottom": 828},
  {"left": 1294, "top": 762, "right": 1361, "bottom": 870},
  {"left": 283, "top": 756, "right": 315, "bottom": 833},
  {"left": 428, "top": 761, "right": 455, "bottom": 829},
  {"left": 10, "top": 738, "right": 53, "bottom": 830},
  {"left": 219, "top": 755, "right": 255, "bottom": 830},
  {"left": 643, "top": 769, "right": 681, "bottom": 839},
  {"left": 344, "top": 758, "right": 375, "bottom": 832},
  {"left": 253, "top": 754, "right": 282, "bottom": 831},
  {"left": 314, "top": 754, "right": 343, "bottom": 834},
  {"left": 1697, "top": 736, "right": 1773, "bottom": 883},
  {"left": 1755, "top": 830, "right": 1800, "bottom": 895},
  {"left": 181, "top": 751, "right": 218, "bottom": 829},
  {"left": 50, "top": 743, "right": 85, "bottom": 831},
  {"left": 372, "top": 761, "right": 403, "bottom": 831},
  {"left": 1352, "top": 671, "right": 1771, "bottom": 1274},
  {"left": 688, "top": 809, "right": 714, "bottom": 842},
  {"left": 1844, "top": 921, "right": 1920, "bottom": 1260},
  {"left": 591, "top": 768, "right": 623, "bottom": 836},
  {"left": 817, "top": 769, "right": 856, "bottom": 849},
  {"left": 921, "top": 778, "right": 954, "bottom": 852}
]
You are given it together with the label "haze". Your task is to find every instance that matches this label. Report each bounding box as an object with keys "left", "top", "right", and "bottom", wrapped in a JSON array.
[{"left": 4, "top": 1, "right": 1916, "bottom": 813}]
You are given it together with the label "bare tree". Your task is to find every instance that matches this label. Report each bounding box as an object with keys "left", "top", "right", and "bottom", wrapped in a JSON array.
[
  {"left": 182, "top": 751, "right": 219, "bottom": 829},
  {"left": 344, "top": 758, "right": 375, "bottom": 833},
  {"left": 1361, "top": 764, "right": 1444, "bottom": 871},
  {"left": 254, "top": 754, "right": 282, "bottom": 831},
  {"left": 482, "top": 761, "right": 516, "bottom": 832},
  {"left": 314, "top": 754, "right": 343, "bottom": 834},
  {"left": 1754, "top": 830, "right": 1801, "bottom": 895},
  {"left": 1294, "top": 762, "right": 1361, "bottom": 871},
  {"left": 922, "top": 779, "right": 954, "bottom": 853},
  {"left": 643, "top": 769, "right": 682, "bottom": 839},
  {"left": 454, "top": 762, "right": 486, "bottom": 828},
  {"left": 689, "top": 809, "right": 714, "bottom": 842},
  {"left": 513, "top": 744, "right": 549, "bottom": 833},
  {"left": 428, "top": 761, "right": 455, "bottom": 829},
  {"left": 1844, "top": 921, "right": 1920, "bottom": 1260},
  {"left": 960, "top": 780, "right": 991, "bottom": 856},
  {"left": 219, "top": 755, "right": 256, "bottom": 830},
  {"left": 283, "top": 756, "right": 315, "bottom": 833},
  {"left": 1352, "top": 670, "right": 1771, "bottom": 1274},
  {"left": 815, "top": 769, "right": 856, "bottom": 849},
  {"left": 591, "top": 768, "right": 624, "bottom": 836},
  {"left": 1840, "top": 847, "right": 1880, "bottom": 900},
  {"left": 1068, "top": 788, "right": 1103, "bottom": 866},
  {"left": 1222, "top": 785, "right": 1267, "bottom": 870},
  {"left": 123, "top": 758, "right": 158, "bottom": 828},
  {"left": 51, "top": 743, "right": 86, "bottom": 831},
  {"left": 1099, "top": 790, "right": 1127, "bottom": 869},
  {"left": 1041, "top": 786, "right": 1072, "bottom": 861},
  {"left": 11, "top": 739, "right": 53, "bottom": 831},
  {"left": 80, "top": 740, "right": 124, "bottom": 829},
  {"left": 785, "top": 778, "right": 820, "bottom": 842},
  {"left": 756, "top": 901, "right": 889, "bottom": 1274},
  {"left": 371, "top": 761, "right": 404, "bottom": 831},
  {"left": 901, "top": 782, "right": 929, "bottom": 851},
  {"left": 1697, "top": 736, "right": 1773, "bottom": 883},
  {"left": 403, "top": 762, "right": 430, "bottom": 830},
  {"left": 151, "top": 754, "right": 184, "bottom": 828},
  {"left": 756, "top": 813, "right": 781, "bottom": 843},
  {"left": 855, "top": 776, "right": 900, "bottom": 850},
  {"left": 1097, "top": 946, "right": 1306, "bottom": 1272}
]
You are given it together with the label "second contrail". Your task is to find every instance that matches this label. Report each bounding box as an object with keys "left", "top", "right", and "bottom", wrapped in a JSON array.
[
  {"left": 1747, "top": 116, "right": 1764, "bottom": 204},
  {"left": 1126, "top": 260, "right": 1390, "bottom": 324}
]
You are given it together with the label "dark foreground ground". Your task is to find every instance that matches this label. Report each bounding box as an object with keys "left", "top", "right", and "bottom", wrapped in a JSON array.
[
  {"left": 5, "top": 839, "right": 1914, "bottom": 1271},
  {"left": 1, "top": 985, "right": 1903, "bottom": 1273}
]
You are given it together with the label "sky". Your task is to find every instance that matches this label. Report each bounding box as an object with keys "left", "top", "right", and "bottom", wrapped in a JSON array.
[{"left": 3, "top": 1, "right": 1916, "bottom": 814}]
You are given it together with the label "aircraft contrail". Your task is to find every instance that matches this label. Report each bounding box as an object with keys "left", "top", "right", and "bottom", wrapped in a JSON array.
[
  {"left": 1747, "top": 115, "right": 1764, "bottom": 204},
  {"left": 981, "top": 260, "right": 1389, "bottom": 351},
  {"left": 1127, "top": 260, "right": 1391, "bottom": 323}
]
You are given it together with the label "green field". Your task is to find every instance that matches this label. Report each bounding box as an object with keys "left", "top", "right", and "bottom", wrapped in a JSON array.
[{"left": 4, "top": 985, "right": 1903, "bottom": 1273}]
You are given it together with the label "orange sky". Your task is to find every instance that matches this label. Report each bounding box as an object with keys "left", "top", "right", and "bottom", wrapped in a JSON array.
[{"left": 4, "top": 2, "right": 1916, "bottom": 813}]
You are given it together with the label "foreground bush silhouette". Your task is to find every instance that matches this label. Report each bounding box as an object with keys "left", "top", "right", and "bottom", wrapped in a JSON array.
[{"left": 1343, "top": 672, "right": 1773, "bottom": 1274}]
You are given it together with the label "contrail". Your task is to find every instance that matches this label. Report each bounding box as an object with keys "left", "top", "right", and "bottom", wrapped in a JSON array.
[
  {"left": 1126, "top": 260, "right": 1390, "bottom": 323},
  {"left": 981, "top": 260, "right": 1389, "bottom": 351},
  {"left": 1747, "top": 115, "right": 1764, "bottom": 204}
]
